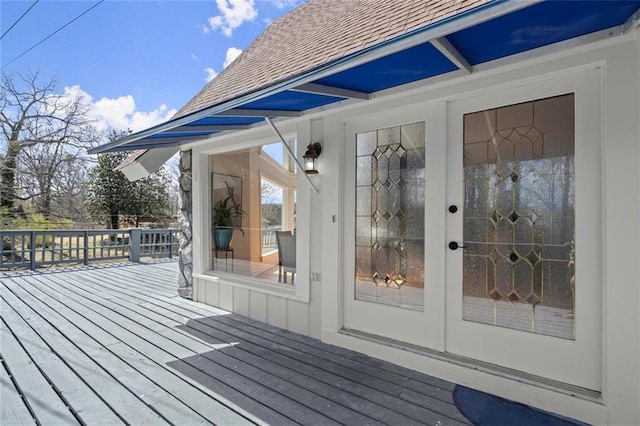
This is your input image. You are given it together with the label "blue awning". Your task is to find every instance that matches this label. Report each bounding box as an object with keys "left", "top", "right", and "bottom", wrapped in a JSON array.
[{"left": 89, "top": 0, "right": 640, "bottom": 154}]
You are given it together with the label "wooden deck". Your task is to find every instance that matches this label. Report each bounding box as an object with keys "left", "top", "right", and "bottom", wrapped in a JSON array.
[{"left": 0, "top": 260, "right": 471, "bottom": 426}]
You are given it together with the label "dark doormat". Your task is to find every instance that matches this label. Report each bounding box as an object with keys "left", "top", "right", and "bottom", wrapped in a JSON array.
[{"left": 453, "top": 385, "right": 590, "bottom": 426}]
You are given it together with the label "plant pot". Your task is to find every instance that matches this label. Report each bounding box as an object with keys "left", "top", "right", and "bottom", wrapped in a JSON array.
[{"left": 213, "top": 227, "right": 234, "bottom": 250}]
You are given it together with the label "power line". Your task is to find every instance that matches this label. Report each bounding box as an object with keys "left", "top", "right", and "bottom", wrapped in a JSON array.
[
  {"left": 1, "top": 0, "right": 104, "bottom": 69},
  {"left": 0, "top": 0, "right": 40, "bottom": 41}
]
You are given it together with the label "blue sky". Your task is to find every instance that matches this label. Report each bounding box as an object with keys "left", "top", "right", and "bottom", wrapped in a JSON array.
[{"left": 1, "top": 0, "right": 303, "bottom": 132}]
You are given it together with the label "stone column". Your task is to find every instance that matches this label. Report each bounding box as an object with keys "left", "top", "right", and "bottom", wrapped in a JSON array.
[{"left": 177, "top": 150, "right": 193, "bottom": 298}]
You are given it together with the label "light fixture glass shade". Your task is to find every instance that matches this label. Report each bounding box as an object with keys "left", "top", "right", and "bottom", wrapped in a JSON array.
[
  {"left": 304, "top": 157, "right": 316, "bottom": 172},
  {"left": 303, "top": 142, "right": 321, "bottom": 174}
]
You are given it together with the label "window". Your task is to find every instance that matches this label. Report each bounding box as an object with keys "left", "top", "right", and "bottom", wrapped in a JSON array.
[{"left": 210, "top": 141, "right": 297, "bottom": 284}]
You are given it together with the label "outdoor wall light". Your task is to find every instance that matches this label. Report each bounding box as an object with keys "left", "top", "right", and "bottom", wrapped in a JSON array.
[{"left": 303, "top": 142, "right": 322, "bottom": 174}]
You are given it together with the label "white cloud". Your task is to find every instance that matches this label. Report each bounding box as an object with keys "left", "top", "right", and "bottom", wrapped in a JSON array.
[
  {"left": 63, "top": 85, "right": 177, "bottom": 133},
  {"left": 207, "top": 15, "right": 224, "bottom": 31},
  {"left": 204, "top": 67, "right": 218, "bottom": 83},
  {"left": 223, "top": 47, "right": 243, "bottom": 68},
  {"left": 265, "top": 0, "right": 302, "bottom": 9},
  {"left": 207, "top": 0, "right": 258, "bottom": 37},
  {"left": 126, "top": 104, "right": 176, "bottom": 133},
  {"left": 92, "top": 94, "right": 136, "bottom": 131}
]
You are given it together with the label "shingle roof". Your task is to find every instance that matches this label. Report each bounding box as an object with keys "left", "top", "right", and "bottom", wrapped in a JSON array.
[{"left": 175, "top": 0, "right": 488, "bottom": 118}]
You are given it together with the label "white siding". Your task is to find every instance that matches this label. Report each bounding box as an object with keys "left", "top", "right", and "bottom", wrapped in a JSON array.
[
  {"left": 249, "top": 292, "right": 268, "bottom": 322},
  {"left": 219, "top": 284, "right": 234, "bottom": 311},
  {"left": 233, "top": 287, "right": 250, "bottom": 317},
  {"left": 193, "top": 277, "right": 315, "bottom": 336},
  {"left": 267, "top": 295, "right": 287, "bottom": 329}
]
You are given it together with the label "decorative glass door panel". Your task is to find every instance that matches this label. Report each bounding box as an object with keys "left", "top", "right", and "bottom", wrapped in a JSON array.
[
  {"left": 355, "top": 122, "right": 425, "bottom": 311},
  {"left": 462, "top": 94, "right": 575, "bottom": 339}
]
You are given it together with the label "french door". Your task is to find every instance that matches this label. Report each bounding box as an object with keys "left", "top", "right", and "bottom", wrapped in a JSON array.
[
  {"left": 342, "top": 68, "right": 601, "bottom": 390},
  {"left": 445, "top": 68, "right": 602, "bottom": 390}
]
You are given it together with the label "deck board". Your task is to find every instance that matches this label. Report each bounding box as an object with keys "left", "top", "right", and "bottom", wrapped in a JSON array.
[
  {"left": 0, "top": 309, "right": 81, "bottom": 426},
  {"left": 2, "top": 283, "right": 169, "bottom": 425},
  {"left": 1, "top": 261, "right": 473, "bottom": 426},
  {"left": 14, "top": 274, "right": 255, "bottom": 426},
  {"left": 184, "top": 321, "right": 430, "bottom": 426},
  {"left": 34, "top": 271, "right": 381, "bottom": 425},
  {"left": 223, "top": 315, "right": 461, "bottom": 406},
  {"left": 11, "top": 281, "right": 238, "bottom": 425},
  {"left": 1, "top": 294, "right": 124, "bottom": 426},
  {"left": 0, "top": 360, "right": 36, "bottom": 426},
  {"left": 188, "top": 317, "right": 469, "bottom": 426},
  {"left": 232, "top": 315, "right": 458, "bottom": 391}
]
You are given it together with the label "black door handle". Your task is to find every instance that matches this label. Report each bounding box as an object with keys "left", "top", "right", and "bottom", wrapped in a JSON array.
[{"left": 448, "top": 241, "right": 467, "bottom": 250}]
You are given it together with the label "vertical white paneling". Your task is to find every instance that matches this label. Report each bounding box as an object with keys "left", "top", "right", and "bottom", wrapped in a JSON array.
[
  {"left": 192, "top": 280, "right": 202, "bottom": 303},
  {"left": 204, "top": 280, "right": 220, "bottom": 307},
  {"left": 267, "top": 295, "right": 287, "bottom": 329},
  {"left": 192, "top": 145, "right": 211, "bottom": 275},
  {"left": 287, "top": 299, "right": 309, "bottom": 336},
  {"left": 196, "top": 280, "right": 206, "bottom": 303},
  {"left": 219, "top": 284, "right": 233, "bottom": 311},
  {"left": 295, "top": 120, "right": 313, "bottom": 302},
  {"left": 425, "top": 102, "right": 448, "bottom": 351},
  {"left": 320, "top": 114, "right": 342, "bottom": 334},
  {"left": 233, "top": 287, "right": 250, "bottom": 316},
  {"left": 308, "top": 282, "right": 322, "bottom": 339},
  {"left": 307, "top": 118, "right": 324, "bottom": 339},
  {"left": 250, "top": 292, "right": 268, "bottom": 322}
]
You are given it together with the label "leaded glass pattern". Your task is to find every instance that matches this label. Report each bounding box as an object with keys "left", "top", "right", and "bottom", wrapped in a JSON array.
[
  {"left": 355, "top": 122, "right": 425, "bottom": 311},
  {"left": 463, "top": 94, "right": 575, "bottom": 339}
]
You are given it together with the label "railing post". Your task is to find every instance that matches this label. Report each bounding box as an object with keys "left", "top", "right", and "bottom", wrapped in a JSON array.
[
  {"left": 129, "top": 228, "right": 141, "bottom": 263},
  {"left": 83, "top": 231, "right": 89, "bottom": 265},
  {"left": 30, "top": 231, "right": 36, "bottom": 270},
  {"left": 168, "top": 231, "right": 173, "bottom": 259}
]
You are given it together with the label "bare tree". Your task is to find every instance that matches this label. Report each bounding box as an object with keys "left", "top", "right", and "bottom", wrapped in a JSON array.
[
  {"left": 0, "top": 71, "right": 94, "bottom": 217},
  {"left": 17, "top": 145, "right": 91, "bottom": 221},
  {"left": 16, "top": 137, "right": 92, "bottom": 219}
]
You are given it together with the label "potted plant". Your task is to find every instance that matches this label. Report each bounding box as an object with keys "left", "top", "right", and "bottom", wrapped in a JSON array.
[{"left": 212, "top": 195, "right": 245, "bottom": 250}]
